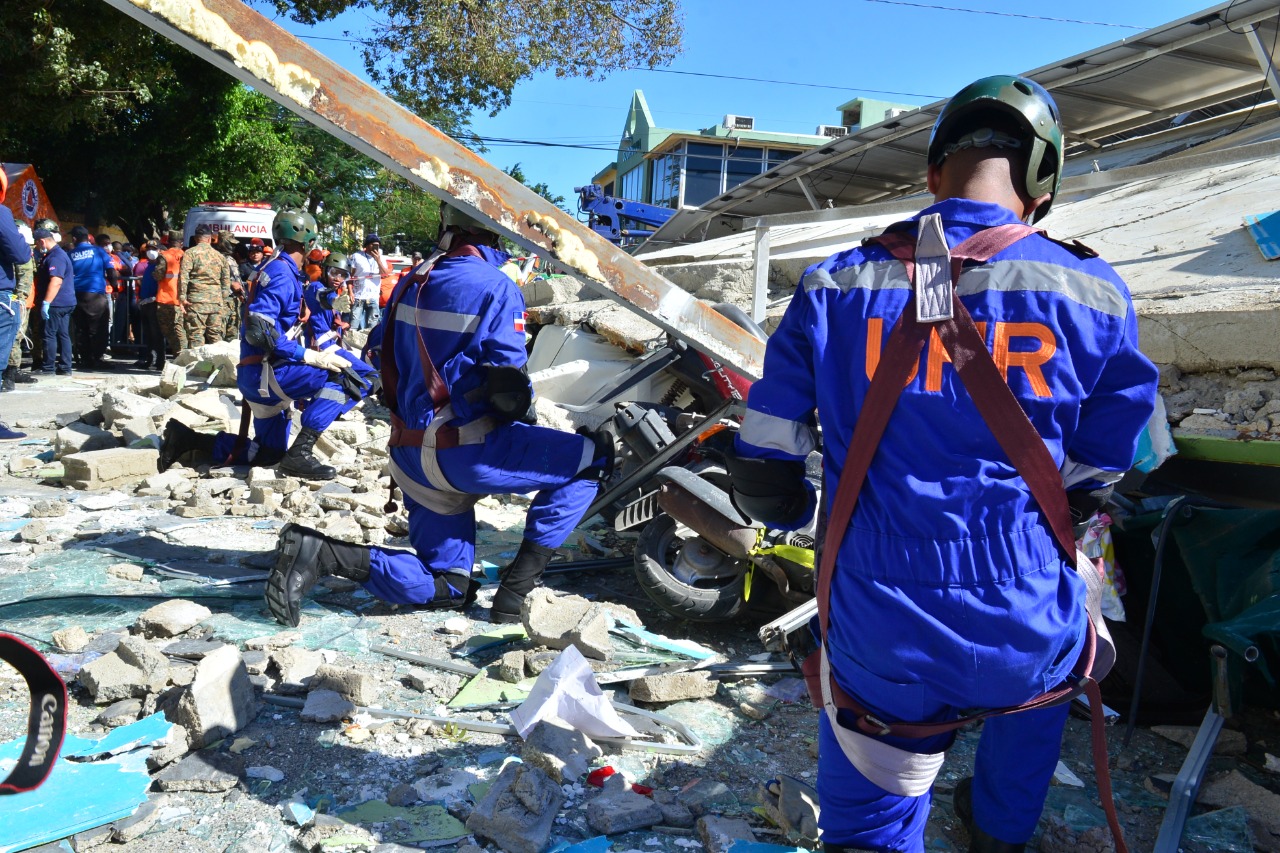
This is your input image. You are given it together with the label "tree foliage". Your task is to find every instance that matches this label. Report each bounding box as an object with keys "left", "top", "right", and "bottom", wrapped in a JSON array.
[
  {"left": 504, "top": 163, "right": 567, "bottom": 211},
  {"left": 263, "top": 0, "right": 684, "bottom": 123}
]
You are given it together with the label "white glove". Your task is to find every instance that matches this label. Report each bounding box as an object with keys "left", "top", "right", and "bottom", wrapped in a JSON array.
[{"left": 303, "top": 348, "right": 350, "bottom": 373}]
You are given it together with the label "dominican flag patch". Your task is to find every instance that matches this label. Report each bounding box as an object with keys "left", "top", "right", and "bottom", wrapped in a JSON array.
[{"left": 514, "top": 311, "right": 526, "bottom": 333}]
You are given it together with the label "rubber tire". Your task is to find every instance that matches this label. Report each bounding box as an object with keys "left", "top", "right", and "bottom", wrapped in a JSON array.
[{"left": 634, "top": 514, "right": 747, "bottom": 622}]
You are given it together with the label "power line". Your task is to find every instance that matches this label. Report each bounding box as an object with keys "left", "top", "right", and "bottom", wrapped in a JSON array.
[
  {"left": 859, "top": 0, "right": 1147, "bottom": 29},
  {"left": 628, "top": 67, "right": 941, "bottom": 99}
]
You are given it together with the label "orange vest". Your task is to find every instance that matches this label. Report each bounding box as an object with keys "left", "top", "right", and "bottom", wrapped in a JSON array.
[
  {"left": 156, "top": 247, "right": 184, "bottom": 305},
  {"left": 378, "top": 271, "right": 399, "bottom": 308}
]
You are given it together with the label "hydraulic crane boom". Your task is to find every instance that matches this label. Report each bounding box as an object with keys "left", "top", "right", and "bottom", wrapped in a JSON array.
[
  {"left": 575, "top": 184, "right": 675, "bottom": 246},
  {"left": 98, "top": 0, "right": 766, "bottom": 381}
]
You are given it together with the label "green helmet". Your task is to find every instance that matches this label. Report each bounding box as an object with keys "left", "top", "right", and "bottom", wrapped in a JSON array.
[
  {"left": 272, "top": 208, "right": 318, "bottom": 248},
  {"left": 440, "top": 203, "right": 493, "bottom": 236},
  {"left": 34, "top": 217, "right": 59, "bottom": 234},
  {"left": 927, "top": 75, "right": 1064, "bottom": 223},
  {"left": 324, "top": 251, "right": 349, "bottom": 271}
]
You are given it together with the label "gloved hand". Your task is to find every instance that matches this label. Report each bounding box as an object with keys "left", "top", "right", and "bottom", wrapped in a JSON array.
[
  {"left": 302, "top": 348, "right": 350, "bottom": 373},
  {"left": 41, "top": 302, "right": 50, "bottom": 321}
]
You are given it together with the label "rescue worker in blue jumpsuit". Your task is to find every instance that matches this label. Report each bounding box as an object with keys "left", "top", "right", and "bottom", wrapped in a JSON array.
[
  {"left": 264, "top": 205, "right": 608, "bottom": 627},
  {"left": 157, "top": 210, "right": 374, "bottom": 481},
  {"left": 301, "top": 251, "right": 378, "bottom": 395},
  {"left": 727, "top": 77, "right": 1158, "bottom": 853}
]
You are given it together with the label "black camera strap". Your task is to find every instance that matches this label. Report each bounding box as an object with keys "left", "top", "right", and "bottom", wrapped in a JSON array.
[{"left": 0, "top": 634, "right": 67, "bottom": 795}]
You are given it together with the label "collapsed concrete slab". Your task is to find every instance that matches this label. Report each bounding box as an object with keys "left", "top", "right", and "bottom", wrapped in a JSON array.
[
  {"left": 61, "top": 447, "right": 159, "bottom": 490},
  {"left": 465, "top": 762, "right": 563, "bottom": 853},
  {"left": 54, "top": 422, "right": 118, "bottom": 459}
]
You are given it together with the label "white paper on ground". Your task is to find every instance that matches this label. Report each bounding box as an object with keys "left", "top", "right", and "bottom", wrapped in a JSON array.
[{"left": 509, "top": 645, "right": 641, "bottom": 740}]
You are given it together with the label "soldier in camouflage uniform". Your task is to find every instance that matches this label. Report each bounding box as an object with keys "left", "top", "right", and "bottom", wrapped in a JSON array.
[
  {"left": 215, "top": 231, "right": 244, "bottom": 341},
  {"left": 178, "top": 224, "right": 230, "bottom": 345}
]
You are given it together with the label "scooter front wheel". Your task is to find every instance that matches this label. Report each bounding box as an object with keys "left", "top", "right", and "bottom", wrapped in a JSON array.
[{"left": 634, "top": 514, "right": 747, "bottom": 622}]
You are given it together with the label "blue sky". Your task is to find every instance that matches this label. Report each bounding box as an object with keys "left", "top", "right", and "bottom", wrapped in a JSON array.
[{"left": 286, "top": 1, "right": 1219, "bottom": 209}]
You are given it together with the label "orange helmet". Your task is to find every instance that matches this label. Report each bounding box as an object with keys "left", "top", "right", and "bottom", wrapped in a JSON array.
[{"left": 0, "top": 168, "right": 7, "bottom": 203}]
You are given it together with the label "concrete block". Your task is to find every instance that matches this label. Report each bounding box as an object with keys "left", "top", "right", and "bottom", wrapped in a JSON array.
[
  {"left": 110, "top": 797, "right": 162, "bottom": 843},
  {"left": 29, "top": 499, "right": 68, "bottom": 518},
  {"left": 54, "top": 422, "right": 119, "bottom": 459},
  {"left": 300, "top": 689, "right": 355, "bottom": 723},
  {"left": 697, "top": 815, "right": 757, "bottom": 853},
  {"left": 271, "top": 647, "right": 325, "bottom": 695},
  {"left": 77, "top": 652, "right": 157, "bottom": 704},
  {"left": 159, "top": 362, "right": 188, "bottom": 397},
  {"left": 629, "top": 671, "right": 719, "bottom": 704},
  {"left": 177, "top": 389, "right": 239, "bottom": 430},
  {"left": 135, "top": 599, "right": 212, "bottom": 638},
  {"left": 115, "top": 636, "right": 172, "bottom": 684},
  {"left": 653, "top": 789, "right": 696, "bottom": 828},
  {"left": 152, "top": 750, "right": 242, "bottom": 792},
  {"left": 521, "top": 275, "right": 588, "bottom": 307},
  {"left": 310, "top": 663, "right": 379, "bottom": 706},
  {"left": 521, "top": 720, "right": 602, "bottom": 784},
  {"left": 523, "top": 589, "right": 613, "bottom": 661},
  {"left": 93, "top": 698, "right": 143, "bottom": 727},
  {"left": 496, "top": 650, "right": 526, "bottom": 684},
  {"left": 145, "top": 725, "right": 191, "bottom": 772},
  {"left": 465, "top": 762, "right": 563, "bottom": 853},
  {"left": 586, "top": 787, "right": 664, "bottom": 835},
  {"left": 100, "top": 388, "right": 159, "bottom": 428},
  {"left": 106, "top": 562, "right": 145, "bottom": 581},
  {"left": 169, "top": 644, "right": 258, "bottom": 748},
  {"left": 52, "top": 625, "right": 91, "bottom": 652},
  {"left": 61, "top": 448, "right": 159, "bottom": 490}
]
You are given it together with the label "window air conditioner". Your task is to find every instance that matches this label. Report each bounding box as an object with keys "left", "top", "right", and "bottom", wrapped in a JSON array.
[
  {"left": 816, "top": 124, "right": 849, "bottom": 138},
  {"left": 723, "top": 114, "right": 756, "bottom": 131}
]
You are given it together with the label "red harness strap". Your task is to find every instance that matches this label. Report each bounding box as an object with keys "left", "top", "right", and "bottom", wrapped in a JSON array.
[
  {"left": 380, "top": 242, "right": 486, "bottom": 454},
  {"left": 808, "top": 221, "right": 1128, "bottom": 851}
]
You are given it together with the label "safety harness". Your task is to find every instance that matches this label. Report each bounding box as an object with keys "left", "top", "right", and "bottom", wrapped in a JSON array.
[
  {"left": 802, "top": 214, "right": 1127, "bottom": 852},
  {"left": 380, "top": 241, "right": 500, "bottom": 515},
  {"left": 0, "top": 635, "right": 66, "bottom": 795}
]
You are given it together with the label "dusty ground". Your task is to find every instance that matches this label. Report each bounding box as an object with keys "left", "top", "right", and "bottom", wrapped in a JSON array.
[{"left": 0, "top": 362, "right": 1275, "bottom": 853}]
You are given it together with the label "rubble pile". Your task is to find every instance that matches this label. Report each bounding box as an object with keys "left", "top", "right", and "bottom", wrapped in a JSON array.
[{"left": 1160, "top": 365, "right": 1280, "bottom": 438}]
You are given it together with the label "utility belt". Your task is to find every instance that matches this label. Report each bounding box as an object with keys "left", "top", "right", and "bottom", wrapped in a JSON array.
[{"left": 387, "top": 402, "right": 497, "bottom": 516}]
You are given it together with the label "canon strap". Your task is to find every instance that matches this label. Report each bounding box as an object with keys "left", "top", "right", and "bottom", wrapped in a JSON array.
[{"left": 0, "top": 634, "right": 67, "bottom": 795}]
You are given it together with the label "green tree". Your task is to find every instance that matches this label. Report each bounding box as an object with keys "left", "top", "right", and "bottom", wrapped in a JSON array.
[
  {"left": 263, "top": 0, "right": 684, "bottom": 123},
  {"left": 504, "top": 163, "right": 567, "bottom": 211}
]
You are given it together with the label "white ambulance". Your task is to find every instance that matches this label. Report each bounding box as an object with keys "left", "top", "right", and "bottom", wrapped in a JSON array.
[{"left": 181, "top": 202, "right": 275, "bottom": 247}]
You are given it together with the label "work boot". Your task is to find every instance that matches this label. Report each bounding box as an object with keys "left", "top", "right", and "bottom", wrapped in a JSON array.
[
  {"left": 157, "top": 418, "right": 217, "bottom": 472},
  {"left": 264, "top": 523, "right": 371, "bottom": 627},
  {"left": 490, "top": 539, "right": 557, "bottom": 623},
  {"left": 416, "top": 573, "right": 481, "bottom": 612},
  {"left": 0, "top": 369, "right": 13, "bottom": 392},
  {"left": 953, "top": 778, "right": 1026, "bottom": 853},
  {"left": 276, "top": 427, "right": 337, "bottom": 480},
  {"left": 11, "top": 367, "right": 38, "bottom": 384}
]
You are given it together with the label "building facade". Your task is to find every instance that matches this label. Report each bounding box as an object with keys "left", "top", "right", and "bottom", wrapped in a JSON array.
[{"left": 591, "top": 91, "right": 912, "bottom": 211}]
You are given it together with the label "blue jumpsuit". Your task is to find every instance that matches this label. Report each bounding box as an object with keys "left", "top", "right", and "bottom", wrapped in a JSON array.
[
  {"left": 210, "top": 254, "right": 365, "bottom": 464},
  {"left": 735, "top": 199, "right": 1158, "bottom": 851},
  {"left": 364, "top": 244, "right": 600, "bottom": 605},
  {"left": 300, "top": 280, "right": 376, "bottom": 420}
]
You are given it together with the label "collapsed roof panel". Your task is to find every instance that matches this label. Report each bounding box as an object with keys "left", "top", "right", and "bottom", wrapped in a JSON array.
[{"left": 644, "top": 0, "right": 1280, "bottom": 246}]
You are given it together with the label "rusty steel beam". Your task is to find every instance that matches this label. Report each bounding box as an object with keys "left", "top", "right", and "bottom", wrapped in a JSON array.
[{"left": 100, "top": 0, "right": 767, "bottom": 380}]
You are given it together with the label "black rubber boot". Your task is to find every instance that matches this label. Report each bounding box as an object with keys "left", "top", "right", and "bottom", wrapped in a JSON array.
[
  {"left": 490, "top": 539, "right": 556, "bottom": 623},
  {"left": 264, "top": 523, "right": 371, "bottom": 627},
  {"left": 954, "top": 777, "right": 1026, "bottom": 853},
  {"left": 0, "top": 369, "right": 13, "bottom": 392},
  {"left": 157, "top": 418, "right": 217, "bottom": 472},
  {"left": 415, "top": 574, "right": 482, "bottom": 611},
  {"left": 277, "top": 427, "right": 337, "bottom": 480}
]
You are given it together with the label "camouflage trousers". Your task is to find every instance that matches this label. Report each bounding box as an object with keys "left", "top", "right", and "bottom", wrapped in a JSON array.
[
  {"left": 157, "top": 303, "right": 186, "bottom": 355},
  {"left": 9, "top": 304, "right": 27, "bottom": 368},
  {"left": 183, "top": 302, "right": 226, "bottom": 346},
  {"left": 224, "top": 300, "right": 241, "bottom": 341}
]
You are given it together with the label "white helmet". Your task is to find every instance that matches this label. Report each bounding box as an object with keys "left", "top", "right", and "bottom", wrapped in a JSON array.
[{"left": 16, "top": 222, "right": 33, "bottom": 246}]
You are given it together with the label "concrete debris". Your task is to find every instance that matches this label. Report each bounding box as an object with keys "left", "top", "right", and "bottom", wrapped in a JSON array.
[
  {"left": 170, "top": 644, "right": 258, "bottom": 748},
  {"left": 159, "top": 362, "right": 188, "bottom": 397},
  {"left": 1152, "top": 724, "right": 1247, "bottom": 756},
  {"left": 300, "top": 689, "right": 355, "bottom": 723},
  {"left": 465, "top": 761, "right": 564, "bottom": 853},
  {"left": 271, "top": 647, "right": 326, "bottom": 694},
  {"left": 105, "top": 561, "right": 145, "bottom": 581},
  {"left": 521, "top": 720, "right": 603, "bottom": 784},
  {"left": 297, "top": 814, "right": 378, "bottom": 852},
  {"left": 697, "top": 815, "right": 758, "bottom": 853},
  {"left": 629, "top": 670, "right": 719, "bottom": 704},
  {"left": 496, "top": 650, "right": 526, "bottom": 684},
  {"left": 51, "top": 625, "right": 91, "bottom": 652},
  {"left": 93, "top": 698, "right": 143, "bottom": 728},
  {"left": 163, "top": 637, "right": 229, "bottom": 660},
  {"left": 100, "top": 388, "right": 164, "bottom": 428},
  {"left": 1199, "top": 769, "right": 1280, "bottom": 841},
  {"left": 110, "top": 796, "right": 163, "bottom": 843},
  {"left": 386, "top": 782, "right": 419, "bottom": 807},
  {"left": 54, "top": 422, "right": 118, "bottom": 459},
  {"left": 586, "top": 785, "right": 664, "bottom": 835},
  {"left": 77, "top": 645, "right": 168, "bottom": 704},
  {"left": 152, "top": 751, "right": 243, "bottom": 793},
  {"left": 135, "top": 599, "right": 213, "bottom": 638},
  {"left": 28, "top": 498, "right": 68, "bottom": 518},
  {"left": 680, "top": 779, "right": 739, "bottom": 816},
  {"left": 146, "top": 725, "right": 191, "bottom": 772},
  {"left": 653, "top": 789, "right": 696, "bottom": 828},
  {"left": 62, "top": 447, "right": 159, "bottom": 490},
  {"left": 522, "top": 588, "right": 613, "bottom": 661},
  {"left": 310, "top": 663, "right": 380, "bottom": 706},
  {"left": 246, "top": 765, "right": 285, "bottom": 782}
]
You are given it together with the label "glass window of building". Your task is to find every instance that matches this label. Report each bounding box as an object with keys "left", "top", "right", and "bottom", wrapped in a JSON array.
[
  {"left": 768, "top": 149, "right": 797, "bottom": 171},
  {"left": 683, "top": 142, "right": 725, "bottom": 208},
  {"left": 650, "top": 149, "right": 680, "bottom": 210},
  {"left": 725, "top": 146, "right": 765, "bottom": 194},
  {"left": 619, "top": 163, "right": 647, "bottom": 202}
]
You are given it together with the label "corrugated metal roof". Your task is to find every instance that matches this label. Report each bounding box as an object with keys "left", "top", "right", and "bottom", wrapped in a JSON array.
[{"left": 644, "top": 0, "right": 1280, "bottom": 246}]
